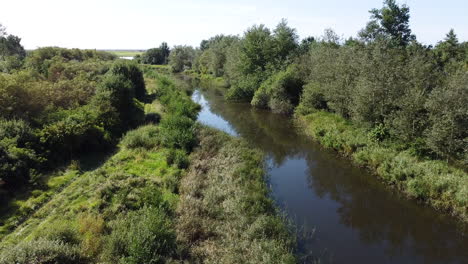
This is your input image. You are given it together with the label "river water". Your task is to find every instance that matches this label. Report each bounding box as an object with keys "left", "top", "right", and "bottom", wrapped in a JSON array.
[{"left": 191, "top": 87, "right": 468, "bottom": 264}]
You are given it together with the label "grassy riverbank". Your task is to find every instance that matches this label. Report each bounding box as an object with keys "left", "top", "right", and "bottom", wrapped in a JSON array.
[
  {"left": 298, "top": 111, "right": 468, "bottom": 222},
  {"left": 177, "top": 126, "right": 296, "bottom": 263},
  {"left": 0, "top": 70, "right": 295, "bottom": 263}
]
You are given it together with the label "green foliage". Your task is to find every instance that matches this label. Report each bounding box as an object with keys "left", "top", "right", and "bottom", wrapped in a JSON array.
[
  {"left": 296, "top": 82, "right": 327, "bottom": 114},
  {"left": 0, "top": 25, "right": 26, "bottom": 73},
  {"left": 425, "top": 69, "right": 467, "bottom": 162},
  {"left": 251, "top": 66, "right": 304, "bottom": 114},
  {"left": 96, "top": 72, "right": 144, "bottom": 134},
  {"left": 0, "top": 238, "right": 85, "bottom": 264},
  {"left": 359, "top": 0, "right": 415, "bottom": 46},
  {"left": 159, "top": 115, "right": 196, "bottom": 151},
  {"left": 166, "top": 149, "right": 189, "bottom": 169},
  {"left": 0, "top": 119, "right": 38, "bottom": 188},
  {"left": 141, "top": 42, "right": 170, "bottom": 65},
  {"left": 300, "top": 111, "right": 468, "bottom": 221},
  {"left": 120, "top": 125, "right": 160, "bottom": 150},
  {"left": 105, "top": 207, "right": 176, "bottom": 264},
  {"left": 177, "top": 127, "right": 296, "bottom": 263},
  {"left": 168, "top": 45, "right": 195, "bottom": 72},
  {"left": 109, "top": 60, "right": 146, "bottom": 101}
]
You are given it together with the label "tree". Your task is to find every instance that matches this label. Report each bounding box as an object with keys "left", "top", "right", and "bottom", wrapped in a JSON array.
[
  {"left": 168, "top": 45, "right": 196, "bottom": 72},
  {"left": 0, "top": 24, "right": 26, "bottom": 72},
  {"left": 359, "top": 0, "right": 415, "bottom": 46},
  {"left": 434, "top": 29, "right": 464, "bottom": 67},
  {"left": 109, "top": 61, "right": 146, "bottom": 101},
  {"left": 425, "top": 70, "right": 468, "bottom": 161},
  {"left": 141, "top": 42, "right": 171, "bottom": 65},
  {"left": 272, "top": 19, "right": 299, "bottom": 65},
  {"left": 298, "top": 36, "right": 315, "bottom": 54}
]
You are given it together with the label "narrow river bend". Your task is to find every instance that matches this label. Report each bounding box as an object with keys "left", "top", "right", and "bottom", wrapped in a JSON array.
[{"left": 191, "top": 87, "right": 468, "bottom": 264}]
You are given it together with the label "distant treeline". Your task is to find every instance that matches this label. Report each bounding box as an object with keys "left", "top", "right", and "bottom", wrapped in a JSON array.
[
  {"left": 0, "top": 29, "right": 148, "bottom": 200},
  {"left": 182, "top": 0, "right": 467, "bottom": 165}
]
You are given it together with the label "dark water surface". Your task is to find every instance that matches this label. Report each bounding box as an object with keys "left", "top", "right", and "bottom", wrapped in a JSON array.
[{"left": 191, "top": 88, "right": 468, "bottom": 264}]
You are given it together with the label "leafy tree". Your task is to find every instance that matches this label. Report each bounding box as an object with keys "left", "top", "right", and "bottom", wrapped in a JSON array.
[
  {"left": 272, "top": 19, "right": 299, "bottom": 65},
  {"left": 434, "top": 29, "right": 465, "bottom": 67},
  {"left": 168, "top": 45, "right": 196, "bottom": 72},
  {"left": 425, "top": 70, "right": 468, "bottom": 161},
  {"left": 141, "top": 42, "right": 171, "bottom": 65},
  {"left": 0, "top": 24, "right": 26, "bottom": 72},
  {"left": 0, "top": 119, "right": 38, "bottom": 189},
  {"left": 359, "top": 0, "right": 415, "bottom": 46},
  {"left": 109, "top": 60, "right": 146, "bottom": 101},
  {"left": 298, "top": 36, "right": 315, "bottom": 54}
]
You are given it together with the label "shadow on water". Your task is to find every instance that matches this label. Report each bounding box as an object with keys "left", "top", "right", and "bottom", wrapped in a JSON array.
[{"left": 192, "top": 87, "right": 468, "bottom": 264}]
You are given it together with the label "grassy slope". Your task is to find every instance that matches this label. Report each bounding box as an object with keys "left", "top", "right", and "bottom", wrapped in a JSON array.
[
  {"left": 0, "top": 70, "right": 296, "bottom": 263},
  {"left": 298, "top": 111, "right": 468, "bottom": 222}
]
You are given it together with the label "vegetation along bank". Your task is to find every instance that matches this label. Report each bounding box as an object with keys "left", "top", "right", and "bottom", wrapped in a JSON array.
[
  {"left": 0, "top": 41, "right": 295, "bottom": 262},
  {"left": 179, "top": 0, "right": 467, "bottom": 222}
]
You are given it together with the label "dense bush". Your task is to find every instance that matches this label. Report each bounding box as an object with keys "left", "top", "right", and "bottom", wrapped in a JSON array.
[
  {"left": 120, "top": 125, "right": 160, "bottom": 150},
  {"left": 0, "top": 45, "right": 145, "bottom": 195},
  {"left": 108, "top": 60, "right": 146, "bottom": 101},
  {"left": 0, "top": 119, "right": 39, "bottom": 189},
  {"left": 105, "top": 207, "right": 176, "bottom": 264},
  {"left": 141, "top": 42, "right": 170, "bottom": 65},
  {"left": 251, "top": 67, "right": 304, "bottom": 114},
  {"left": 0, "top": 238, "right": 85, "bottom": 264},
  {"left": 159, "top": 115, "right": 196, "bottom": 151}
]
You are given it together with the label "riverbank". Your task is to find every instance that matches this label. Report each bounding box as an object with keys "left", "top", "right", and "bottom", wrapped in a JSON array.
[
  {"left": 191, "top": 72, "right": 467, "bottom": 223},
  {"left": 297, "top": 111, "right": 468, "bottom": 222},
  {"left": 0, "top": 70, "right": 295, "bottom": 263},
  {"left": 177, "top": 125, "right": 296, "bottom": 263}
]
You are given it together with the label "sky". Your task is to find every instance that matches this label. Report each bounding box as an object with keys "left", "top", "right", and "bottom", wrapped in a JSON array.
[{"left": 1, "top": 0, "right": 467, "bottom": 50}]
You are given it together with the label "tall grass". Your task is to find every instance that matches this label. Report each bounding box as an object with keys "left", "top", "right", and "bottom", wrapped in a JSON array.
[{"left": 177, "top": 126, "right": 296, "bottom": 263}]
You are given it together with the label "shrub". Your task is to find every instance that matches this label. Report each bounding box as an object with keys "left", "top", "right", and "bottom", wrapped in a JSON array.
[
  {"left": 0, "top": 118, "right": 39, "bottom": 188},
  {"left": 120, "top": 125, "right": 160, "bottom": 150},
  {"left": 35, "top": 220, "right": 79, "bottom": 245},
  {"left": 145, "top": 112, "right": 161, "bottom": 124},
  {"left": 104, "top": 207, "right": 176, "bottom": 264},
  {"left": 166, "top": 149, "right": 189, "bottom": 169},
  {"left": 109, "top": 60, "right": 146, "bottom": 101},
  {"left": 251, "top": 68, "right": 304, "bottom": 114},
  {"left": 0, "top": 238, "right": 85, "bottom": 264},
  {"left": 296, "top": 82, "right": 327, "bottom": 114},
  {"left": 159, "top": 115, "right": 196, "bottom": 151}
]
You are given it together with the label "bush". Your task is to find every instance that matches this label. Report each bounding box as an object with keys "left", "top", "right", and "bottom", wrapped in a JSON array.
[
  {"left": 0, "top": 118, "right": 39, "bottom": 188},
  {"left": 251, "top": 68, "right": 304, "bottom": 114},
  {"left": 109, "top": 60, "right": 146, "bottom": 101},
  {"left": 297, "top": 82, "right": 328, "bottom": 114},
  {"left": 104, "top": 207, "right": 176, "bottom": 264},
  {"left": 120, "top": 125, "right": 160, "bottom": 150},
  {"left": 166, "top": 149, "right": 189, "bottom": 169},
  {"left": 0, "top": 238, "right": 85, "bottom": 264},
  {"left": 159, "top": 115, "right": 196, "bottom": 151}
]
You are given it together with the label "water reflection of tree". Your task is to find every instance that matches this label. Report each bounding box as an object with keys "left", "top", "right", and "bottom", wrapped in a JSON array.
[
  {"left": 305, "top": 151, "right": 468, "bottom": 264},
  {"left": 197, "top": 88, "right": 468, "bottom": 264}
]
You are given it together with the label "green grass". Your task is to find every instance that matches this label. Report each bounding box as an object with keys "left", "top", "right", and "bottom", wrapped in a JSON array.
[
  {"left": 106, "top": 50, "right": 144, "bottom": 57},
  {"left": 0, "top": 129, "right": 185, "bottom": 262},
  {"left": 0, "top": 168, "right": 81, "bottom": 240},
  {"left": 177, "top": 126, "right": 296, "bottom": 263},
  {"left": 298, "top": 111, "right": 468, "bottom": 222}
]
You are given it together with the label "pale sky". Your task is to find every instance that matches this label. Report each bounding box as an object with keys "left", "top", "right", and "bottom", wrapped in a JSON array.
[{"left": 1, "top": 0, "right": 467, "bottom": 50}]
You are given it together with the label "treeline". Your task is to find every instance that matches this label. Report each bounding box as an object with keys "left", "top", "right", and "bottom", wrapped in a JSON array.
[
  {"left": 0, "top": 30, "right": 148, "bottom": 203},
  {"left": 190, "top": 0, "right": 467, "bottom": 165}
]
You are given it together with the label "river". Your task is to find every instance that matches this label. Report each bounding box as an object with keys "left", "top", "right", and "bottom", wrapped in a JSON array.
[{"left": 191, "top": 87, "right": 468, "bottom": 264}]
